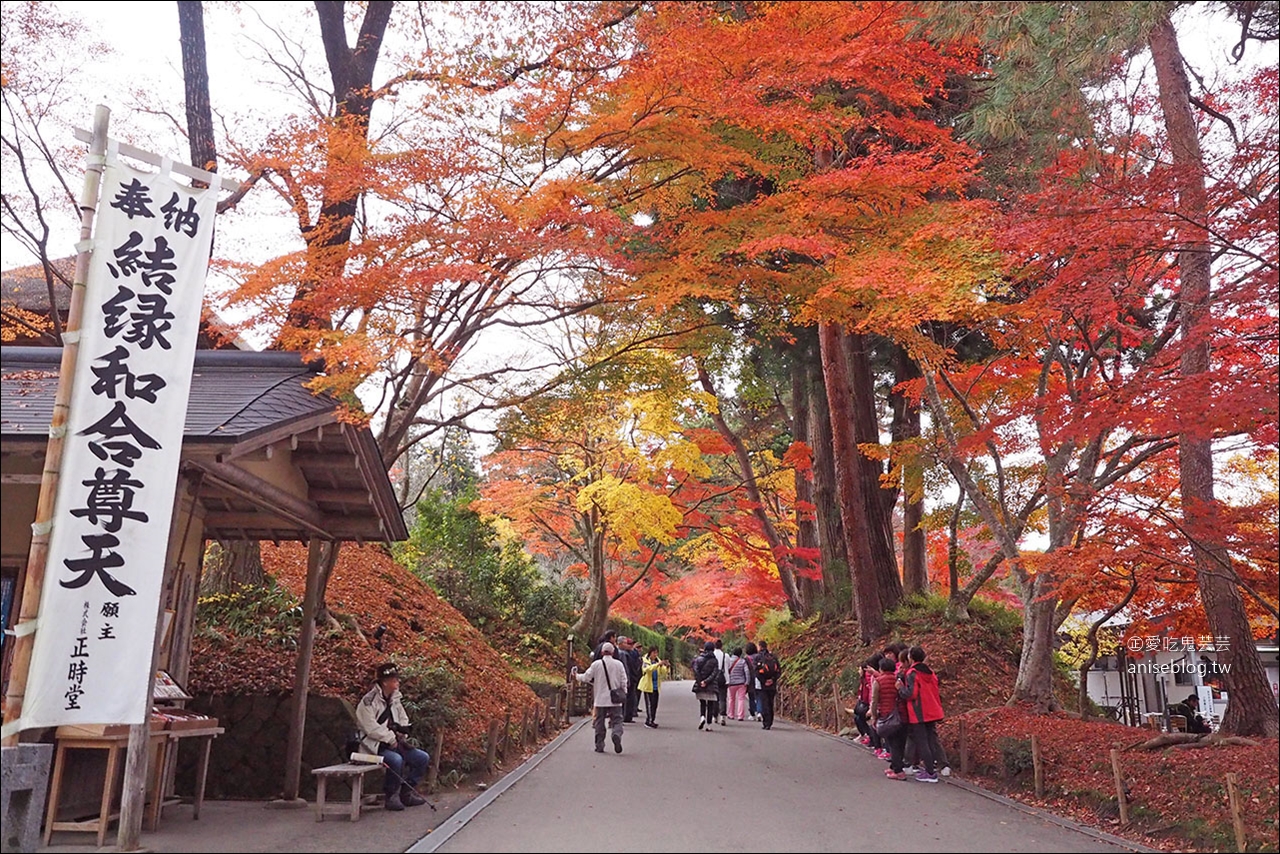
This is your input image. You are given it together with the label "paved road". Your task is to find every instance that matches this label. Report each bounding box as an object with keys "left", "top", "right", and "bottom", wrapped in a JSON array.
[{"left": 429, "top": 680, "right": 1126, "bottom": 853}]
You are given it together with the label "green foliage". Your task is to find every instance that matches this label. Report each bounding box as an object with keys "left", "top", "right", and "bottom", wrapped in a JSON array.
[
  {"left": 964, "top": 596, "right": 1023, "bottom": 640},
  {"left": 195, "top": 580, "right": 302, "bottom": 646},
  {"left": 610, "top": 617, "right": 697, "bottom": 666},
  {"left": 837, "top": 664, "right": 863, "bottom": 695},
  {"left": 396, "top": 486, "right": 575, "bottom": 642},
  {"left": 757, "top": 608, "right": 819, "bottom": 648},
  {"left": 396, "top": 660, "right": 463, "bottom": 751},
  {"left": 996, "top": 735, "right": 1034, "bottom": 779},
  {"left": 884, "top": 591, "right": 1022, "bottom": 642}
]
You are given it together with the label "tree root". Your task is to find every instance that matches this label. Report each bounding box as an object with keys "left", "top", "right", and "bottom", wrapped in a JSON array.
[{"left": 1132, "top": 732, "right": 1261, "bottom": 750}]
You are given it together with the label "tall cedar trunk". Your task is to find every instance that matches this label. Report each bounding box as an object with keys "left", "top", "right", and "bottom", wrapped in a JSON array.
[
  {"left": 891, "top": 346, "right": 927, "bottom": 594},
  {"left": 819, "top": 323, "right": 886, "bottom": 641},
  {"left": 179, "top": 0, "right": 244, "bottom": 582},
  {"left": 177, "top": 1, "right": 216, "bottom": 178},
  {"left": 201, "top": 540, "right": 265, "bottom": 594},
  {"left": 790, "top": 351, "right": 822, "bottom": 613},
  {"left": 283, "top": 1, "right": 394, "bottom": 333},
  {"left": 1150, "top": 13, "right": 1278, "bottom": 738},
  {"left": 697, "top": 365, "right": 808, "bottom": 618},
  {"left": 841, "top": 330, "right": 903, "bottom": 611},
  {"left": 808, "top": 348, "right": 851, "bottom": 616}
]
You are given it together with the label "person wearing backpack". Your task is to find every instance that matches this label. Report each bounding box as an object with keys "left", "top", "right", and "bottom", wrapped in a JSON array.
[
  {"left": 692, "top": 641, "right": 723, "bottom": 731},
  {"left": 754, "top": 640, "right": 781, "bottom": 730},
  {"left": 899, "top": 646, "right": 945, "bottom": 783}
]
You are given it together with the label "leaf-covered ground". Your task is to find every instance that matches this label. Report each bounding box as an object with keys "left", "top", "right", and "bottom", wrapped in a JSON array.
[
  {"left": 190, "top": 543, "right": 539, "bottom": 769},
  {"left": 772, "top": 601, "right": 1278, "bottom": 852},
  {"left": 954, "top": 706, "right": 1279, "bottom": 853}
]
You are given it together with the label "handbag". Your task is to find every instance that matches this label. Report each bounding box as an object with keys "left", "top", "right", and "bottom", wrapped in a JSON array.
[
  {"left": 875, "top": 708, "right": 903, "bottom": 738},
  {"left": 601, "top": 659, "right": 627, "bottom": 706}
]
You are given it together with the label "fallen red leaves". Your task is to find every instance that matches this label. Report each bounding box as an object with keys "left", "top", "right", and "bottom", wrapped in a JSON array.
[
  {"left": 953, "top": 706, "right": 1279, "bottom": 852},
  {"left": 189, "top": 542, "right": 539, "bottom": 768}
]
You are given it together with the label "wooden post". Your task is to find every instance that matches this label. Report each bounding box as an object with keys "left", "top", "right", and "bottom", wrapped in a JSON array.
[
  {"left": 484, "top": 719, "right": 501, "bottom": 774},
  {"left": 281, "top": 539, "right": 329, "bottom": 802},
  {"left": 501, "top": 712, "right": 511, "bottom": 762},
  {"left": 119, "top": 477, "right": 200, "bottom": 850},
  {"left": 804, "top": 689, "right": 811, "bottom": 727},
  {"left": 1, "top": 104, "right": 110, "bottom": 746},
  {"left": 1225, "top": 773, "right": 1247, "bottom": 852},
  {"left": 426, "top": 731, "right": 444, "bottom": 793},
  {"left": 959, "top": 720, "right": 970, "bottom": 775},
  {"left": 551, "top": 691, "right": 561, "bottom": 728},
  {"left": 832, "top": 685, "right": 843, "bottom": 732},
  {"left": 1031, "top": 734, "right": 1044, "bottom": 798},
  {"left": 1109, "top": 749, "right": 1129, "bottom": 826}
]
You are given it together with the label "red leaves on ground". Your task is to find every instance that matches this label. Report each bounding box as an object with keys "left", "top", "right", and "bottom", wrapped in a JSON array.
[
  {"left": 953, "top": 706, "right": 1280, "bottom": 853},
  {"left": 189, "top": 543, "right": 538, "bottom": 768}
]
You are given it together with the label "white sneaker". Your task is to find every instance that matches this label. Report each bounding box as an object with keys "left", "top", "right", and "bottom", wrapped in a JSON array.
[
  {"left": 941, "top": 766, "right": 952, "bottom": 777},
  {"left": 698, "top": 719, "right": 705, "bottom": 730},
  {"left": 720, "top": 717, "right": 727, "bottom": 725}
]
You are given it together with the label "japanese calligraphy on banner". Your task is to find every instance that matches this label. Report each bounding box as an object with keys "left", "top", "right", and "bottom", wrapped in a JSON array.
[{"left": 23, "top": 158, "right": 217, "bottom": 728}]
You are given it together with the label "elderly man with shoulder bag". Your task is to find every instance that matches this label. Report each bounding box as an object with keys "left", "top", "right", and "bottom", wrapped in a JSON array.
[{"left": 573, "top": 642, "right": 629, "bottom": 754}]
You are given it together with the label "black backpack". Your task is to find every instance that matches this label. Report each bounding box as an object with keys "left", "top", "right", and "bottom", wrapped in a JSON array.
[{"left": 755, "top": 652, "right": 780, "bottom": 688}]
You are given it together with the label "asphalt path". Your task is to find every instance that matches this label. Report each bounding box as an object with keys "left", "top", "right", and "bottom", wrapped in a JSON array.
[{"left": 431, "top": 680, "right": 1126, "bottom": 853}]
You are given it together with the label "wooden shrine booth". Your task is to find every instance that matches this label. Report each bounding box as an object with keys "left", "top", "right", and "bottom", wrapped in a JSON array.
[{"left": 0, "top": 345, "right": 407, "bottom": 842}]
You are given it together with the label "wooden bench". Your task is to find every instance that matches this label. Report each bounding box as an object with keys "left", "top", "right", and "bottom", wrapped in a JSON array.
[{"left": 311, "top": 762, "right": 383, "bottom": 822}]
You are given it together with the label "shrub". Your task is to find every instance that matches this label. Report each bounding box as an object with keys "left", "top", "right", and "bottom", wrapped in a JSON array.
[{"left": 195, "top": 580, "right": 302, "bottom": 645}]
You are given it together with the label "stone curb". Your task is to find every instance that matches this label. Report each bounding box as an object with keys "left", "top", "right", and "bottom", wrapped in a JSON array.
[
  {"left": 805, "top": 725, "right": 1159, "bottom": 854},
  {"left": 405, "top": 717, "right": 590, "bottom": 853}
]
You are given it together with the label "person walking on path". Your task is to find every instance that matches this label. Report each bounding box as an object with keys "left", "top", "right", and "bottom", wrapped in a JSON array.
[
  {"left": 355, "top": 662, "right": 430, "bottom": 811},
  {"left": 871, "top": 657, "right": 908, "bottom": 779},
  {"left": 639, "top": 646, "right": 665, "bottom": 728},
  {"left": 899, "top": 646, "right": 944, "bottom": 783},
  {"left": 725, "top": 647, "right": 750, "bottom": 721},
  {"left": 713, "top": 639, "right": 729, "bottom": 725},
  {"left": 619, "top": 637, "right": 644, "bottom": 723},
  {"left": 692, "top": 641, "right": 723, "bottom": 731},
  {"left": 754, "top": 640, "right": 781, "bottom": 730},
  {"left": 744, "top": 642, "right": 760, "bottom": 721},
  {"left": 574, "top": 642, "right": 629, "bottom": 753}
]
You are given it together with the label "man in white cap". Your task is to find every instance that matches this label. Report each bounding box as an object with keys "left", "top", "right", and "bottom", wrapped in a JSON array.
[{"left": 573, "top": 642, "right": 629, "bottom": 753}]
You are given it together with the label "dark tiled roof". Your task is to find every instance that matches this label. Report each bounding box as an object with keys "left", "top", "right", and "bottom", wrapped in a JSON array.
[
  {"left": 1, "top": 346, "right": 334, "bottom": 442},
  {"left": 1, "top": 258, "right": 75, "bottom": 312}
]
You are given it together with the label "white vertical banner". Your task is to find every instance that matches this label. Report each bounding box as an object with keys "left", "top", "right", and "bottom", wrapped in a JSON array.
[{"left": 23, "top": 157, "right": 217, "bottom": 728}]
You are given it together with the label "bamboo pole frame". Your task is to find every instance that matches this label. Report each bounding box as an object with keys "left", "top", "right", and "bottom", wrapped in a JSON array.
[{"left": 1, "top": 105, "right": 111, "bottom": 746}]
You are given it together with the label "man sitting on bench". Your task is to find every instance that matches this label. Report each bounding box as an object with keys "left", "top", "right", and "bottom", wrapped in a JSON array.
[{"left": 356, "top": 663, "right": 429, "bottom": 811}]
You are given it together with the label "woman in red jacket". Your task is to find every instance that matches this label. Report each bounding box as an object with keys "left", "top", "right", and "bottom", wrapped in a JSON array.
[{"left": 898, "top": 646, "right": 944, "bottom": 783}]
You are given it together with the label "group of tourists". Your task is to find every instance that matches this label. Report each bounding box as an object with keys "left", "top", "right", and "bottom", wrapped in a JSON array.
[
  {"left": 573, "top": 631, "right": 784, "bottom": 754},
  {"left": 690, "top": 639, "right": 781, "bottom": 730},
  {"left": 355, "top": 636, "right": 948, "bottom": 804},
  {"left": 851, "top": 641, "right": 949, "bottom": 784}
]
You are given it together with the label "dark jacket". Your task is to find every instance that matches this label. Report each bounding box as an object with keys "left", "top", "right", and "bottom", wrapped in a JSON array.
[
  {"left": 899, "top": 662, "right": 944, "bottom": 723},
  {"left": 622, "top": 648, "right": 644, "bottom": 688},
  {"left": 692, "top": 651, "right": 722, "bottom": 691}
]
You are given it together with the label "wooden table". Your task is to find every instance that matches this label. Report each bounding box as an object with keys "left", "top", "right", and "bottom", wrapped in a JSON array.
[
  {"left": 43, "top": 730, "right": 166, "bottom": 847},
  {"left": 147, "top": 726, "right": 224, "bottom": 829}
]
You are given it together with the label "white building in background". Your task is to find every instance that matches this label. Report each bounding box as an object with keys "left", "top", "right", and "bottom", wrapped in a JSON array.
[{"left": 1084, "top": 639, "right": 1280, "bottom": 728}]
